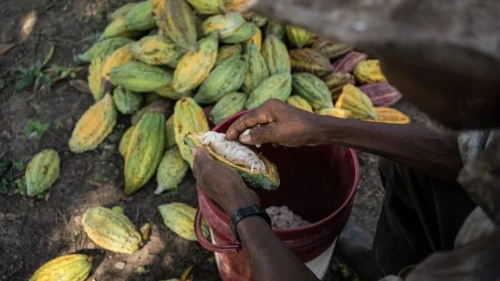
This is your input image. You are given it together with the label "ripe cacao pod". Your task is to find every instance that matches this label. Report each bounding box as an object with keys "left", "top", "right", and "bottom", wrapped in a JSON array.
[
  {"left": 125, "top": 0, "right": 156, "bottom": 31},
  {"left": 318, "top": 108, "right": 352, "bottom": 119},
  {"left": 29, "top": 254, "right": 92, "bottom": 281},
  {"left": 195, "top": 56, "right": 248, "bottom": 104},
  {"left": 88, "top": 57, "right": 105, "bottom": 101},
  {"left": 165, "top": 115, "right": 177, "bottom": 149},
  {"left": 124, "top": 112, "right": 166, "bottom": 195},
  {"left": 184, "top": 132, "right": 280, "bottom": 190},
  {"left": 201, "top": 13, "right": 245, "bottom": 39},
  {"left": 262, "top": 35, "right": 291, "bottom": 75},
  {"left": 69, "top": 93, "right": 117, "bottom": 153},
  {"left": 215, "top": 44, "right": 242, "bottom": 66},
  {"left": 286, "top": 95, "right": 313, "bottom": 112},
  {"left": 130, "top": 35, "right": 185, "bottom": 68},
  {"left": 82, "top": 206, "right": 142, "bottom": 253},
  {"left": 312, "top": 38, "right": 352, "bottom": 59},
  {"left": 173, "top": 33, "right": 218, "bottom": 93},
  {"left": 285, "top": 25, "right": 314, "bottom": 48},
  {"left": 119, "top": 126, "right": 134, "bottom": 157},
  {"left": 322, "top": 72, "right": 356, "bottom": 99},
  {"left": 244, "top": 26, "right": 262, "bottom": 51},
  {"left": 155, "top": 85, "right": 192, "bottom": 100},
  {"left": 243, "top": 43, "right": 270, "bottom": 94},
  {"left": 353, "top": 59, "right": 388, "bottom": 84},
  {"left": 113, "top": 87, "right": 143, "bottom": 115},
  {"left": 158, "top": 202, "right": 210, "bottom": 241},
  {"left": 289, "top": 48, "right": 333, "bottom": 76},
  {"left": 365, "top": 107, "right": 410, "bottom": 124},
  {"left": 173, "top": 98, "right": 210, "bottom": 167},
  {"left": 264, "top": 20, "right": 285, "bottom": 41},
  {"left": 246, "top": 73, "right": 292, "bottom": 109},
  {"left": 158, "top": 0, "right": 198, "bottom": 51},
  {"left": 359, "top": 83, "right": 402, "bottom": 107},
  {"left": 292, "top": 73, "right": 333, "bottom": 110},
  {"left": 78, "top": 37, "right": 132, "bottom": 62},
  {"left": 210, "top": 92, "right": 247, "bottom": 124},
  {"left": 152, "top": 0, "right": 166, "bottom": 18},
  {"left": 101, "top": 43, "right": 134, "bottom": 81},
  {"left": 131, "top": 99, "right": 173, "bottom": 125},
  {"left": 331, "top": 51, "right": 367, "bottom": 73},
  {"left": 336, "top": 84, "right": 377, "bottom": 120},
  {"left": 186, "top": 0, "right": 225, "bottom": 14},
  {"left": 109, "top": 61, "right": 173, "bottom": 92},
  {"left": 25, "top": 149, "right": 60, "bottom": 197},
  {"left": 248, "top": 13, "right": 267, "bottom": 27},
  {"left": 110, "top": 2, "right": 139, "bottom": 21},
  {"left": 155, "top": 146, "right": 189, "bottom": 194},
  {"left": 100, "top": 17, "right": 136, "bottom": 40},
  {"left": 221, "top": 22, "right": 258, "bottom": 44},
  {"left": 223, "top": 0, "right": 252, "bottom": 12}
]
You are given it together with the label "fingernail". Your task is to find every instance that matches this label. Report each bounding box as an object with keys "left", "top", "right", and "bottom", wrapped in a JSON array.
[
  {"left": 240, "top": 133, "right": 251, "bottom": 144},
  {"left": 191, "top": 148, "right": 198, "bottom": 156}
]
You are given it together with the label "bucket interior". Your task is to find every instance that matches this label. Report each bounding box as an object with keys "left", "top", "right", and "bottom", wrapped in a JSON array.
[{"left": 213, "top": 119, "right": 358, "bottom": 225}]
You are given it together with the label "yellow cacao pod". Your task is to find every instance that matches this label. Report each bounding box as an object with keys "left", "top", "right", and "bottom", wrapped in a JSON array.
[
  {"left": 186, "top": 0, "right": 225, "bottom": 14},
  {"left": 119, "top": 126, "right": 134, "bottom": 157},
  {"left": 130, "top": 35, "right": 185, "bottom": 68},
  {"left": 29, "top": 254, "right": 92, "bottom": 281},
  {"left": 165, "top": 115, "right": 177, "bottom": 149},
  {"left": 110, "top": 2, "right": 140, "bottom": 21},
  {"left": 215, "top": 44, "right": 242, "bottom": 66},
  {"left": 82, "top": 207, "right": 142, "bottom": 253},
  {"left": 173, "top": 98, "right": 209, "bottom": 167},
  {"left": 201, "top": 13, "right": 245, "bottom": 39},
  {"left": 158, "top": 0, "right": 198, "bottom": 51},
  {"left": 113, "top": 86, "right": 143, "bottom": 115},
  {"left": 88, "top": 57, "right": 105, "bottom": 101},
  {"left": 109, "top": 61, "right": 173, "bottom": 92},
  {"left": 101, "top": 43, "right": 134, "bottom": 82},
  {"left": 69, "top": 93, "right": 117, "bottom": 153},
  {"left": 285, "top": 25, "right": 314, "bottom": 48},
  {"left": 155, "top": 146, "right": 189, "bottom": 194},
  {"left": 101, "top": 17, "right": 137, "bottom": 40},
  {"left": 286, "top": 96, "right": 313, "bottom": 113},
  {"left": 158, "top": 202, "right": 210, "bottom": 241},
  {"left": 25, "top": 149, "right": 60, "bottom": 197},
  {"left": 125, "top": 112, "right": 166, "bottom": 195},
  {"left": 172, "top": 33, "right": 218, "bottom": 93},
  {"left": 336, "top": 84, "right": 377, "bottom": 120},
  {"left": 262, "top": 35, "right": 291, "bottom": 75},
  {"left": 353, "top": 59, "right": 388, "bottom": 84},
  {"left": 125, "top": 0, "right": 156, "bottom": 31},
  {"left": 318, "top": 108, "right": 352, "bottom": 119},
  {"left": 78, "top": 37, "right": 132, "bottom": 62},
  {"left": 223, "top": 0, "right": 252, "bottom": 12},
  {"left": 244, "top": 27, "right": 262, "bottom": 51},
  {"left": 243, "top": 43, "right": 269, "bottom": 94},
  {"left": 364, "top": 107, "right": 410, "bottom": 124}
]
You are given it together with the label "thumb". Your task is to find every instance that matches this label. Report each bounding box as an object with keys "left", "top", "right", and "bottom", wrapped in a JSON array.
[
  {"left": 192, "top": 147, "right": 214, "bottom": 180},
  {"left": 239, "top": 123, "right": 278, "bottom": 145}
]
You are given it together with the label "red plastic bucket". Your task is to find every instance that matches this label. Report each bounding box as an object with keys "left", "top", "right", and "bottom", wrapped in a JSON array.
[{"left": 195, "top": 112, "right": 359, "bottom": 281}]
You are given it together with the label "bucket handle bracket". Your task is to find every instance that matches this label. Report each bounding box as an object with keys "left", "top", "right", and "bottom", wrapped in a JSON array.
[{"left": 195, "top": 208, "right": 242, "bottom": 253}]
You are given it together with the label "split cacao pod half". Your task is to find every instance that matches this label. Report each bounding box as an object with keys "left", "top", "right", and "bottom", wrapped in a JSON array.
[
  {"left": 155, "top": 146, "right": 189, "bottom": 194},
  {"left": 29, "top": 254, "right": 92, "bottom": 281},
  {"left": 210, "top": 92, "right": 247, "bottom": 124},
  {"left": 286, "top": 95, "right": 313, "bottom": 112},
  {"left": 158, "top": 202, "right": 210, "bottom": 241},
  {"left": 25, "top": 149, "right": 60, "bottom": 197},
  {"left": 292, "top": 72, "right": 333, "bottom": 110},
  {"left": 331, "top": 51, "right": 368, "bottom": 73},
  {"left": 336, "top": 84, "right": 377, "bottom": 120},
  {"left": 359, "top": 82, "right": 402, "bottom": 107}
]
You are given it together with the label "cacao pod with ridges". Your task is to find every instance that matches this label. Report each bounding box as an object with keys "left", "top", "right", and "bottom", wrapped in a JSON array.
[
  {"left": 246, "top": 73, "right": 292, "bottom": 109},
  {"left": 78, "top": 37, "right": 132, "bottom": 62},
  {"left": 165, "top": 115, "right": 176, "bottom": 149},
  {"left": 25, "top": 149, "right": 60, "bottom": 197},
  {"left": 331, "top": 51, "right": 367, "bottom": 73},
  {"left": 221, "top": 22, "right": 258, "bottom": 44},
  {"left": 125, "top": 0, "right": 156, "bottom": 31},
  {"left": 243, "top": 43, "right": 270, "bottom": 94},
  {"left": 158, "top": 202, "right": 210, "bottom": 241},
  {"left": 155, "top": 146, "right": 189, "bottom": 194},
  {"left": 100, "top": 17, "right": 136, "bottom": 40},
  {"left": 286, "top": 95, "right": 313, "bottom": 112},
  {"left": 119, "top": 126, "right": 134, "bottom": 157},
  {"left": 109, "top": 61, "right": 173, "bottom": 92},
  {"left": 201, "top": 13, "right": 245, "bottom": 39},
  {"left": 353, "top": 59, "right": 388, "bottom": 84},
  {"left": 285, "top": 25, "right": 314, "bottom": 48},
  {"left": 210, "top": 92, "right": 247, "bottom": 124},
  {"left": 262, "top": 35, "right": 290, "bottom": 75},
  {"left": 322, "top": 72, "right": 356, "bottom": 99},
  {"left": 359, "top": 83, "right": 402, "bottom": 107},
  {"left": 215, "top": 44, "right": 242, "bottom": 66},
  {"left": 186, "top": 0, "right": 225, "bottom": 14},
  {"left": 88, "top": 57, "right": 105, "bottom": 101},
  {"left": 29, "top": 254, "right": 92, "bottom": 281},
  {"left": 101, "top": 43, "right": 134, "bottom": 82},
  {"left": 110, "top": 2, "right": 140, "bottom": 21},
  {"left": 312, "top": 38, "right": 352, "bottom": 59},
  {"left": 318, "top": 108, "right": 352, "bottom": 119},
  {"left": 292, "top": 73, "right": 333, "bottom": 110},
  {"left": 130, "top": 35, "right": 185, "bottom": 68},
  {"left": 159, "top": 0, "right": 198, "bottom": 51},
  {"left": 113, "top": 87, "right": 143, "bottom": 115},
  {"left": 336, "top": 84, "right": 377, "bottom": 120},
  {"left": 289, "top": 48, "right": 333, "bottom": 76}
]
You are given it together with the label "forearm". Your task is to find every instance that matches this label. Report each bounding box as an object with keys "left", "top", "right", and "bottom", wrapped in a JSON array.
[
  {"left": 315, "top": 116, "right": 462, "bottom": 181},
  {"left": 238, "top": 216, "right": 320, "bottom": 281}
]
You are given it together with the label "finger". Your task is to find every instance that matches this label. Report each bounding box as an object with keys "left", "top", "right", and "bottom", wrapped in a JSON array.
[
  {"left": 241, "top": 122, "right": 278, "bottom": 145},
  {"left": 192, "top": 148, "right": 214, "bottom": 180},
  {"left": 226, "top": 107, "right": 272, "bottom": 141}
]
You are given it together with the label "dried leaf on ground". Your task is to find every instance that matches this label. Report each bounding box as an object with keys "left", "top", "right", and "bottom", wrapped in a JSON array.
[{"left": 0, "top": 44, "right": 15, "bottom": 55}]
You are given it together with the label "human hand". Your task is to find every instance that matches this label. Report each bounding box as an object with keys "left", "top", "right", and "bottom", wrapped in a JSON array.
[
  {"left": 225, "top": 99, "right": 324, "bottom": 147},
  {"left": 192, "top": 147, "right": 260, "bottom": 215}
]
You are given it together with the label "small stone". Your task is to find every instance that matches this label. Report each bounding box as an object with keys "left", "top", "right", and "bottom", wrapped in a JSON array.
[
  {"left": 6, "top": 213, "right": 17, "bottom": 221},
  {"left": 0, "top": 212, "right": 5, "bottom": 221},
  {"left": 74, "top": 216, "right": 82, "bottom": 223},
  {"left": 114, "top": 261, "right": 126, "bottom": 270},
  {"left": 87, "top": 242, "right": 95, "bottom": 249}
]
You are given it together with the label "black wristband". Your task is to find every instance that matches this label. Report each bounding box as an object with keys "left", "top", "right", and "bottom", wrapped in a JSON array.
[{"left": 230, "top": 204, "right": 272, "bottom": 243}]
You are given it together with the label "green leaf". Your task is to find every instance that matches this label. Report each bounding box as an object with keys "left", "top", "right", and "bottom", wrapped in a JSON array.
[
  {"left": 14, "top": 74, "right": 34, "bottom": 91},
  {"left": 13, "top": 161, "right": 24, "bottom": 171},
  {"left": 25, "top": 119, "right": 50, "bottom": 140},
  {"left": 32, "top": 60, "right": 42, "bottom": 72},
  {"left": 13, "top": 178, "right": 26, "bottom": 195},
  {"left": 42, "top": 45, "right": 55, "bottom": 67},
  {"left": 33, "top": 75, "right": 42, "bottom": 91},
  {"left": 41, "top": 74, "right": 51, "bottom": 94}
]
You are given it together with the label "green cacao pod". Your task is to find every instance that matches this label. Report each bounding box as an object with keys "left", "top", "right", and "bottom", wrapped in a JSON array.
[
  {"left": 88, "top": 57, "right": 105, "bottom": 101},
  {"left": 292, "top": 73, "right": 333, "bottom": 110},
  {"left": 312, "top": 38, "right": 352, "bottom": 59},
  {"left": 186, "top": 0, "right": 225, "bottom": 14},
  {"left": 246, "top": 73, "right": 292, "bottom": 109},
  {"left": 78, "top": 37, "right": 132, "bottom": 62},
  {"left": 289, "top": 48, "right": 333, "bottom": 77},
  {"left": 158, "top": 202, "right": 210, "bottom": 241},
  {"left": 113, "top": 87, "right": 143, "bottom": 115},
  {"left": 210, "top": 92, "right": 247, "bottom": 124},
  {"left": 194, "top": 56, "right": 248, "bottom": 104},
  {"left": 155, "top": 146, "right": 189, "bottom": 194},
  {"left": 264, "top": 20, "right": 285, "bottom": 41},
  {"left": 155, "top": 85, "right": 192, "bottom": 100},
  {"left": 109, "top": 61, "right": 173, "bottom": 92},
  {"left": 285, "top": 25, "right": 314, "bottom": 48},
  {"left": 69, "top": 93, "right": 117, "bottom": 153},
  {"left": 158, "top": 0, "right": 198, "bottom": 51},
  {"left": 172, "top": 33, "right": 218, "bottom": 93},
  {"left": 262, "top": 35, "right": 290, "bottom": 75},
  {"left": 110, "top": 2, "right": 140, "bottom": 21},
  {"left": 124, "top": 112, "right": 166, "bottom": 195},
  {"left": 215, "top": 44, "right": 242, "bottom": 66},
  {"left": 243, "top": 43, "right": 269, "bottom": 94},
  {"left": 286, "top": 95, "right": 313, "bottom": 112},
  {"left": 130, "top": 35, "right": 185, "bottom": 68},
  {"left": 201, "top": 13, "right": 245, "bottom": 39},
  {"left": 220, "top": 22, "right": 258, "bottom": 44},
  {"left": 100, "top": 17, "right": 137, "bottom": 40},
  {"left": 25, "top": 149, "right": 60, "bottom": 197},
  {"left": 248, "top": 13, "right": 267, "bottom": 27},
  {"left": 131, "top": 99, "right": 173, "bottom": 125},
  {"left": 82, "top": 206, "right": 142, "bottom": 253},
  {"left": 173, "top": 98, "right": 209, "bottom": 167},
  {"left": 119, "top": 126, "right": 134, "bottom": 157},
  {"left": 29, "top": 254, "right": 92, "bottom": 281},
  {"left": 125, "top": 0, "right": 156, "bottom": 31},
  {"left": 165, "top": 115, "right": 177, "bottom": 149},
  {"left": 336, "top": 84, "right": 377, "bottom": 120},
  {"left": 184, "top": 132, "right": 280, "bottom": 190}
]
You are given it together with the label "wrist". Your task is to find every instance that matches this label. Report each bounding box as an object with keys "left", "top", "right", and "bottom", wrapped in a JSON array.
[
  {"left": 313, "top": 114, "right": 351, "bottom": 144},
  {"left": 225, "top": 186, "right": 261, "bottom": 216}
]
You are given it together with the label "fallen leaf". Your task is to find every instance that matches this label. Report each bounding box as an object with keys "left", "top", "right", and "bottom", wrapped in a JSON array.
[
  {"left": 69, "top": 79, "right": 91, "bottom": 93},
  {"left": 0, "top": 44, "right": 15, "bottom": 55},
  {"left": 180, "top": 265, "right": 194, "bottom": 281}
]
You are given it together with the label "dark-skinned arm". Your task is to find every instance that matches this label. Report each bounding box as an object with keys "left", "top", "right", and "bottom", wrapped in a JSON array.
[{"left": 226, "top": 99, "right": 462, "bottom": 182}]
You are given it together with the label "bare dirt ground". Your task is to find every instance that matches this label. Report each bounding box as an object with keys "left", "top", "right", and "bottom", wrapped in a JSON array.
[{"left": 0, "top": 1, "right": 423, "bottom": 280}]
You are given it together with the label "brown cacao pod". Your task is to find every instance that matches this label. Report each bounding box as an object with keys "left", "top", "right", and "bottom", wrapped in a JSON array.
[{"left": 289, "top": 48, "right": 332, "bottom": 76}]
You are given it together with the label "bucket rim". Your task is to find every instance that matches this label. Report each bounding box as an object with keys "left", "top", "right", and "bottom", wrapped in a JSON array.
[{"left": 204, "top": 111, "right": 360, "bottom": 234}]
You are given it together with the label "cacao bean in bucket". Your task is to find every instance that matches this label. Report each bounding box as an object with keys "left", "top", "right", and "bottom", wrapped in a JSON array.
[{"left": 195, "top": 112, "right": 359, "bottom": 281}]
